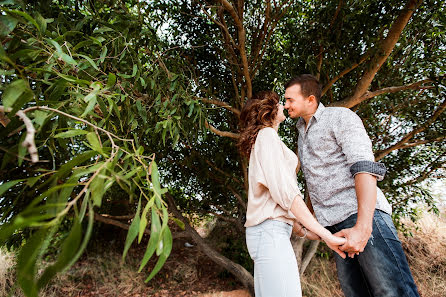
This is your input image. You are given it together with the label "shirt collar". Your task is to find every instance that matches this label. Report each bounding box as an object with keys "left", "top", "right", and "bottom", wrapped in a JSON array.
[
  {"left": 296, "top": 103, "right": 326, "bottom": 132},
  {"left": 313, "top": 103, "right": 326, "bottom": 121}
]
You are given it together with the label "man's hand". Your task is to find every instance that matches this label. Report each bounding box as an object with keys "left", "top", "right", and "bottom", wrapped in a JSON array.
[{"left": 334, "top": 225, "right": 372, "bottom": 258}]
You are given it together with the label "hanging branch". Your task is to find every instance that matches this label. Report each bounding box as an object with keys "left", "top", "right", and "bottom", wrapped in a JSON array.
[{"left": 1, "top": 106, "right": 38, "bottom": 163}]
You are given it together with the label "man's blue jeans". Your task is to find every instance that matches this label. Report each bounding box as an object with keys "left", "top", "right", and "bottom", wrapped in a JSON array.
[{"left": 326, "top": 210, "right": 420, "bottom": 297}]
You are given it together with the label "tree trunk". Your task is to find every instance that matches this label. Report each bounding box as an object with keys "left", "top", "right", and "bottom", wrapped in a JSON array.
[
  {"left": 165, "top": 193, "right": 255, "bottom": 296},
  {"left": 299, "top": 240, "right": 319, "bottom": 275},
  {"left": 291, "top": 236, "right": 320, "bottom": 276},
  {"left": 291, "top": 236, "right": 305, "bottom": 267}
]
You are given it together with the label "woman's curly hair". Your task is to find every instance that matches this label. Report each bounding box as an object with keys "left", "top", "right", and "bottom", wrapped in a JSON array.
[{"left": 238, "top": 91, "right": 280, "bottom": 158}]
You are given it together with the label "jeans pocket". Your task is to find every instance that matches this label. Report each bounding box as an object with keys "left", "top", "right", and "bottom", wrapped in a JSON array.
[
  {"left": 246, "top": 229, "right": 264, "bottom": 261},
  {"left": 375, "top": 211, "right": 399, "bottom": 241}
]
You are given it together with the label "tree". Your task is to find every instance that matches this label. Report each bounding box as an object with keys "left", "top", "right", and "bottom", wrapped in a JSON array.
[
  {"left": 0, "top": 1, "right": 205, "bottom": 296},
  {"left": 144, "top": 0, "right": 445, "bottom": 290},
  {"left": 1, "top": 0, "right": 445, "bottom": 295}
]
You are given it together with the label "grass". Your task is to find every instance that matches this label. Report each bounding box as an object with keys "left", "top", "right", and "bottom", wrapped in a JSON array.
[
  {"left": 1, "top": 210, "right": 445, "bottom": 297},
  {"left": 0, "top": 247, "right": 15, "bottom": 295}
]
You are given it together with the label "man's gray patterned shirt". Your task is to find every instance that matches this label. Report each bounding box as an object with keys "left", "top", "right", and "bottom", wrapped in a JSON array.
[{"left": 297, "top": 103, "right": 392, "bottom": 227}]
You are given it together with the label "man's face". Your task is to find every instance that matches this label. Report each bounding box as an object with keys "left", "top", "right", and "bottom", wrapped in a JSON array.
[{"left": 284, "top": 84, "right": 309, "bottom": 119}]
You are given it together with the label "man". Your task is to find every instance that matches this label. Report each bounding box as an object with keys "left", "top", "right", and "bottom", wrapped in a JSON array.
[{"left": 284, "top": 74, "right": 419, "bottom": 297}]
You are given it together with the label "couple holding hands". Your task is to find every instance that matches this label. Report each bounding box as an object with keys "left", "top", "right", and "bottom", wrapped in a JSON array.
[{"left": 239, "top": 75, "right": 419, "bottom": 297}]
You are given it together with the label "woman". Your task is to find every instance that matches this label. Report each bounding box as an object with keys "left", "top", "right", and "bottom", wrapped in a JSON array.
[{"left": 239, "top": 91, "right": 346, "bottom": 297}]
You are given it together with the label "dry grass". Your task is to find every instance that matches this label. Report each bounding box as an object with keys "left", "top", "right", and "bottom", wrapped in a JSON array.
[
  {"left": 0, "top": 247, "right": 16, "bottom": 296},
  {"left": 2, "top": 210, "right": 445, "bottom": 297},
  {"left": 401, "top": 211, "right": 446, "bottom": 297}
]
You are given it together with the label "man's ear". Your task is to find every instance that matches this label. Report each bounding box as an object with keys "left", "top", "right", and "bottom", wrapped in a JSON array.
[{"left": 307, "top": 95, "right": 317, "bottom": 105}]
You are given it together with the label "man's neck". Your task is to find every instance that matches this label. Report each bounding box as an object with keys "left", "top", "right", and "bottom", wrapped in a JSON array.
[{"left": 303, "top": 112, "right": 316, "bottom": 128}]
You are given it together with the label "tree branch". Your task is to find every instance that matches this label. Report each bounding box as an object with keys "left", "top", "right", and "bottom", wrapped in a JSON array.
[
  {"left": 322, "top": 53, "right": 370, "bottom": 96},
  {"left": 205, "top": 120, "right": 240, "bottom": 139},
  {"left": 1, "top": 106, "right": 38, "bottom": 163},
  {"left": 93, "top": 213, "right": 188, "bottom": 239},
  {"left": 227, "top": 184, "right": 247, "bottom": 210},
  {"left": 200, "top": 97, "right": 241, "bottom": 116},
  {"left": 355, "top": 78, "right": 436, "bottom": 102},
  {"left": 399, "top": 135, "right": 446, "bottom": 149},
  {"left": 375, "top": 98, "right": 446, "bottom": 161},
  {"left": 331, "top": 0, "right": 423, "bottom": 108},
  {"left": 400, "top": 152, "right": 446, "bottom": 187},
  {"left": 0, "top": 110, "right": 11, "bottom": 127},
  {"left": 251, "top": 1, "right": 292, "bottom": 77},
  {"left": 165, "top": 192, "right": 254, "bottom": 292},
  {"left": 299, "top": 240, "right": 319, "bottom": 276},
  {"left": 218, "top": 0, "right": 252, "bottom": 99}
]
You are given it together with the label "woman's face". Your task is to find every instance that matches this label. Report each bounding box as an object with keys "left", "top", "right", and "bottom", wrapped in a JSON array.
[{"left": 275, "top": 103, "right": 286, "bottom": 124}]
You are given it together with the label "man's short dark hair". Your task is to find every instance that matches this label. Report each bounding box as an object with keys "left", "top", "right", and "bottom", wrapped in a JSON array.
[{"left": 284, "top": 74, "right": 321, "bottom": 105}]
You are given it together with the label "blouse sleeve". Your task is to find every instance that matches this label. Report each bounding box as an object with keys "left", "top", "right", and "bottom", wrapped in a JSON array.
[{"left": 253, "top": 128, "right": 302, "bottom": 210}]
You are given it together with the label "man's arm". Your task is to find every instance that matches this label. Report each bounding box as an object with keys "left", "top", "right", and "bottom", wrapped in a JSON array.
[
  {"left": 334, "top": 173, "right": 377, "bottom": 257},
  {"left": 332, "top": 109, "right": 384, "bottom": 257}
]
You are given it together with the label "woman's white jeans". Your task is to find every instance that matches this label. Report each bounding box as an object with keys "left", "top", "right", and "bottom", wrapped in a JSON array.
[{"left": 246, "top": 219, "right": 302, "bottom": 297}]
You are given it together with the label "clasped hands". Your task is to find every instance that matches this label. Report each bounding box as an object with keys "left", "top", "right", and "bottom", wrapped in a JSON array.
[
  {"left": 293, "top": 222, "right": 371, "bottom": 259},
  {"left": 333, "top": 225, "right": 372, "bottom": 258}
]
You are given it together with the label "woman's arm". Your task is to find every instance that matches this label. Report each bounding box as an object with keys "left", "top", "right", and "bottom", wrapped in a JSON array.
[{"left": 289, "top": 195, "right": 346, "bottom": 258}]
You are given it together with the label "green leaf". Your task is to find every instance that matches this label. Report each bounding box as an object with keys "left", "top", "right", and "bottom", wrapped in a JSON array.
[
  {"left": 151, "top": 161, "right": 162, "bottom": 199},
  {"left": 46, "top": 38, "right": 63, "bottom": 53},
  {"left": 59, "top": 52, "right": 78, "bottom": 65},
  {"left": 66, "top": 201, "right": 94, "bottom": 267},
  {"left": 86, "top": 132, "right": 103, "bottom": 154},
  {"left": 35, "top": 12, "right": 47, "bottom": 34},
  {"left": 138, "top": 202, "right": 151, "bottom": 243},
  {"left": 81, "top": 96, "right": 97, "bottom": 117},
  {"left": 132, "top": 64, "right": 137, "bottom": 77},
  {"left": 37, "top": 219, "right": 82, "bottom": 289},
  {"left": 122, "top": 198, "right": 141, "bottom": 261},
  {"left": 54, "top": 129, "right": 89, "bottom": 138},
  {"left": 33, "top": 110, "right": 48, "bottom": 126},
  {"left": 171, "top": 217, "right": 185, "bottom": 230},
  {"left": 41, "top": 151, "right": 97, "bottom": 188},
  {"left": 2, "top": 79, "right": 33, "bottom": 110},
  {"left": 0, "top": 179, "right": 24, "bottom": 196},
  {"left": 18, "top": 133, "right": 27, "bottom": 167},
  {"left": 99, "top": 47, "right": 107, "bottom": 64},
  {"left": 17, "top": 227, "right": 49, "bottom": 297},
  {"left": 106, "top": 73, "right": 116, "bottom": 88},
  {"left": 144, "top": 228, "right": 172, "bottom": 282},
  {"left": 26, "top": 175, "right": 42, "bottom": 187},
  {"left": 138, "top": 207, "right": 161, "bottom": 272},
  {"left": 3, "top": 9, "right": 39, "bottom": 30},
  {"left": 90, "top": 174, "right": 105, "bottom": 207},
  {"left": 0, "top": 14, "right": 18, "bottom": 36},
  {"left": 78, "top": 54, "right": 99, "bottom": 70}
]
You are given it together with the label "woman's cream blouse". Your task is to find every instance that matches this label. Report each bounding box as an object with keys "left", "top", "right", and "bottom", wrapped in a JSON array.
[{"left": 244, "top": 127, "right": 302, "bottom": 227}]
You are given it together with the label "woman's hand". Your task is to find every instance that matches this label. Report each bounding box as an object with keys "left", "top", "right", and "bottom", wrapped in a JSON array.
[
  {"left": 322, "top": 233, "right": 347, "bottom": 259},
  {"left": 292, "top": 221, "right": 321, "bottom": 240}
]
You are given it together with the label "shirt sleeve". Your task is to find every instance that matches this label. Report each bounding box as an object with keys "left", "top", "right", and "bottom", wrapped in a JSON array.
[
  {"left": 333, "top": 108, "right": 386, "bottom": 181},
  {"left": 254, "top": 128, "right": 302, "bottom": 210}
]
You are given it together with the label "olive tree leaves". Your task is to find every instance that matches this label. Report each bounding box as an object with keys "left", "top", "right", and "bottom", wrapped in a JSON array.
[{"left": 0, "top": 4, "right": 199, "bottom": 296}]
